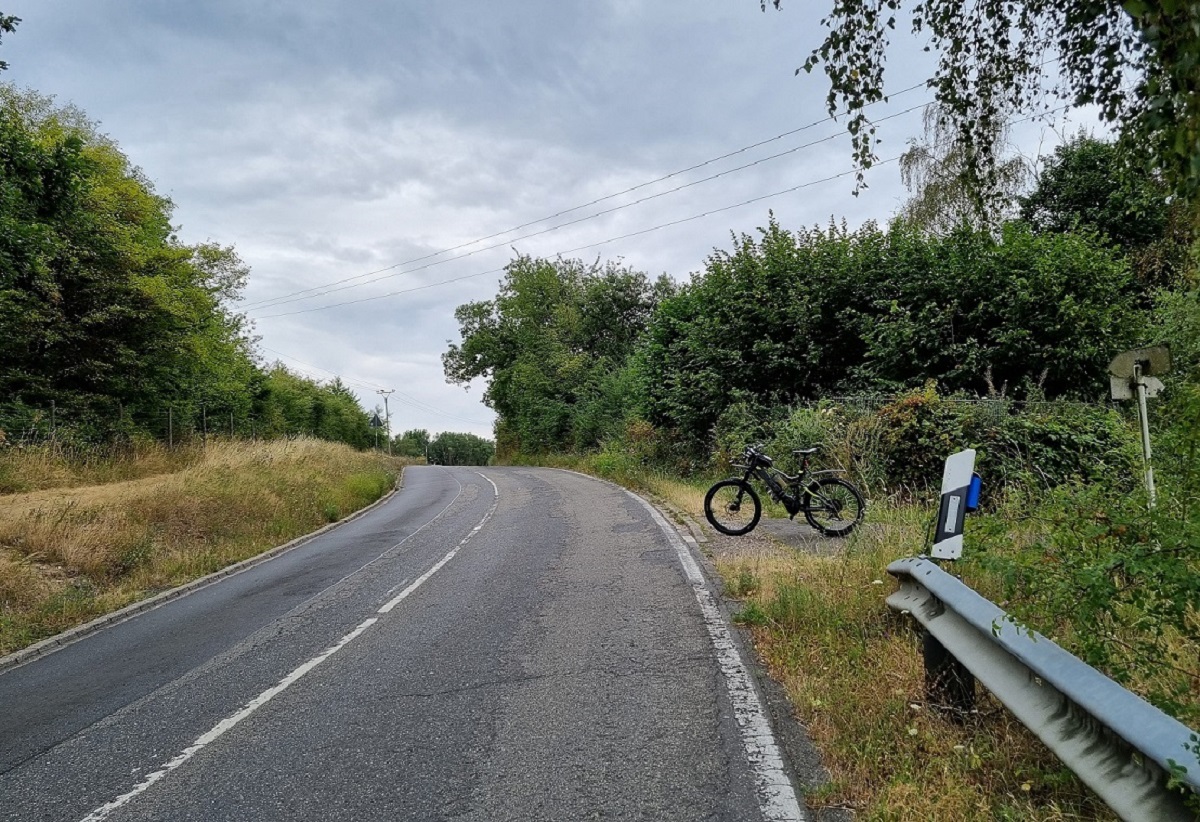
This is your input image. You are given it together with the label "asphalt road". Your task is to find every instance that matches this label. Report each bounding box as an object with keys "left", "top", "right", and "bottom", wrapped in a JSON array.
[{"left": 1, "top": 466, "right": 808, "bottom": 821}]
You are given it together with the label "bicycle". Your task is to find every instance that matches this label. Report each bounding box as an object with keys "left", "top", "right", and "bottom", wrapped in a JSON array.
[{"left": 704, "top": 444, "right": 865, "bottom": 537}]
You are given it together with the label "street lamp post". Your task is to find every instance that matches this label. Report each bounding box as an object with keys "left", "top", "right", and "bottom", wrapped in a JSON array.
[{"left": 376, "top": 389, "right": 394, "bottom": 456}]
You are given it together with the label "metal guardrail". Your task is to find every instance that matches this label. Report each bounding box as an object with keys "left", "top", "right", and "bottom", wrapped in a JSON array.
[{"left": 887, "top": 556, "right": 1200, "bottom": 822}]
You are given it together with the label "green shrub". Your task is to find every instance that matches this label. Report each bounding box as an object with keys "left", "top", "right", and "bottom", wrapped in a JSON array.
[
  {"left": 967, "top": 479, "right": 1200, "bottom": 731},
  {"left": 705, "top": 385, "right": 1138, "bottom": 501}
]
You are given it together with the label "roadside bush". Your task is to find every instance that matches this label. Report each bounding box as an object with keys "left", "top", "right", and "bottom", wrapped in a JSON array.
[
  {"left": 705, "top": 385, "right": 1138, "bottom": 501},
  {"left": 978, "top": 402, "right": 1139, "bottom": 491},
  {"left": 872, "top": 384, "right": 970, "bottom": 493},
  {"left": 710, "top": 399, "right": 780, "bottom": 474},
  {"left": 967, "top": 479, "right": 1200, "bottom": 732}
]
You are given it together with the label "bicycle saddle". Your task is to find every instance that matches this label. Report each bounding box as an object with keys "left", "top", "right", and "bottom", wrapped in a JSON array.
[{"left": 792, "top": 447, "right": 820, "bottom": 455}]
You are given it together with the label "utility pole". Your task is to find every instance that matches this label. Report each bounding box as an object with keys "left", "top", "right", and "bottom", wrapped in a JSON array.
[{"left": 376, "top": 389, "right": 395, "bottom": 456}]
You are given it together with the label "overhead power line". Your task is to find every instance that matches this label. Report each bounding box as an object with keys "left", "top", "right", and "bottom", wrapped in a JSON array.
[
  {"left": 246, "top": 104, "right": 927, "bottom": 315},
  {"left": 255, "top": 96, "right": 1077, "bottom": 320},
  {"left": 240, "top": 84, "right": 931, "bottom": 312},
  {"left": 258, "top": 154, "right": 905, "bottom": 319},
  {"left": 259, "top": 347, "right": 493, "bottom": 428}
]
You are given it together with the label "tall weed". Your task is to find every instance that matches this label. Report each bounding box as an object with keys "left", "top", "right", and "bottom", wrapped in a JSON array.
[{"left": 0, "top": 439, "right": 405, "bottom": 655}]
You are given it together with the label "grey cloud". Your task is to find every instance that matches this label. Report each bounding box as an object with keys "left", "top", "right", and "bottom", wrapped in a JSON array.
[{"left": 3, "top": 0, "right": 1038, "bottom": 439}]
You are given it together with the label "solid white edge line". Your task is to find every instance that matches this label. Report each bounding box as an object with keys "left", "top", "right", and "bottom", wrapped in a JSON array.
[
  {"left": 625, "top": 489, "right": 808, "bottom": 822},
  {"left": 78, "top": 468, "right": 502, "bottom": 822}
]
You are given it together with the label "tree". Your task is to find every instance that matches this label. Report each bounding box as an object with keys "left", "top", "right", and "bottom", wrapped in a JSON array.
[
  {"left": 898, "top": 104, "right": 1032, "bottom": 233},
  {"left": 0, "top": 14, "right": 18, "bottom": 71},
  {"left": 639, "top": 216, "right": 1141, "bottom": 453},
  {"left": 394, "top": 428, "right": 431, "bottom": 457},
  {"left": 0, "top": 84, "right": 259, "bottom": 438},
  {"left": 427, "top": 432, "right": 494, "bottom": 466},
  {"left": 764, "top": 0, "right": 1200, "bottom": 205},
  {"left": 1019, "top": 133, "right": 1192, "bottom": 286},
  {"left": 443, "top": 254, "right": 672, "bottom": 454},
  {"left": 252, "top": 366, "right": 371, "bottom": 447},
  {"left": 858, "top": 223, "right": 1141, "bottom": 398}
]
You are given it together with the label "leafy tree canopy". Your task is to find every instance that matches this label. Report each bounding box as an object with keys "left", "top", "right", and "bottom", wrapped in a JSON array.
[
  {"left": 394, "top": 428, "right": 431, "bottom": 457},
  {"left": 443, "top": 254, "right": 674, "bottom": 454},
  {"left": 428, "top": 431, "right": 494, "bottom": 466},
  {"left": 0, "top": 13, "right": 18, "bottom": 71},
  {"left": 0, "top": 84, "right": 380, "bottom": 449},
  {"left": 764, "top": 0, "right": 1200, "bottom": 205},
  {"left": 1019, "top": 133, "right": 1193, "bottom": 286},
  {"left": 898, "top": 103, "right": 1032, "bottom": 233},
  {"left": 0, "top": 84, "right": 260, "bottom": 433},
  {"left": 641, "top": 217, "right": 1140, "bottom": 453}
]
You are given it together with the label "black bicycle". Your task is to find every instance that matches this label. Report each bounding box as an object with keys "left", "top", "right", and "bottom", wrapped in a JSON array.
[{"left": 704, "top": 444, "right": 865, "bottom": 537}]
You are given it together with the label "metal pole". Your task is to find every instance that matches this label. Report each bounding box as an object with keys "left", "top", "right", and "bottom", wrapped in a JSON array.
[
  {"left": 1134, "top": 363, "right": 1157, "bottom": 509},
  {"left": 923, "top": 630, "right": 975, "bottom": 719},
  {"left": 377, "top": 389, "right": 394, "bottom": 456},
  {"left": 168, "top": 406, "right": 174, "bottom": 449}
]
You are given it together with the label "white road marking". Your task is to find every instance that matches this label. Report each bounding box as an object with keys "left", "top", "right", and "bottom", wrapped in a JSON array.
[
  {"left": 77, "top": 469, "right": 501, "bottom": 822},
  {"left": 383, "top": 578, "right": 412, "bottom": 597},
  {"left": 378, "top": 472, "right": 498, "bottom": 614},
  {"left": 626, "top": 489, "right": 808, "bottom": 822},
  {"left": 79, "top": 617, "right": 378, "bottom": 822}
]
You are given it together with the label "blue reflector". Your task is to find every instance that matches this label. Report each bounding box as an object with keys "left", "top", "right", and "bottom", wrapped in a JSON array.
[{"left": 965, "top": 473, "right": 982, "bottom": 512}]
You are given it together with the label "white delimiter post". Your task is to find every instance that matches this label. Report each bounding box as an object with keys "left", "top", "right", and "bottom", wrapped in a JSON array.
[{"left": 931, "top": 449, "right": 976, "bottom": 561}]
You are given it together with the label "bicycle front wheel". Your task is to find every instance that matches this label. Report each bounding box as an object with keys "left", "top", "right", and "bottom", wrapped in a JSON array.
[
  {"left": 704, "top": 479, "right": 762, "bottom": 536},
  {"left": 803, "top": 477, "right": 865, "bottom": 537}
]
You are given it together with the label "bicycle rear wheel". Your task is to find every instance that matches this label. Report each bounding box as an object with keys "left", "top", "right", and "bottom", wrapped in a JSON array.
[
  {"left": 803, "top": 477, "right": 865, "bottom": 537},
  {"left": 704, "top": 479, "right": 761, "bottom": 536}
]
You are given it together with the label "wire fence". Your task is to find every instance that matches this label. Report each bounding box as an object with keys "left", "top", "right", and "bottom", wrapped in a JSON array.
[
  {"left": 0, "top": 394, "right": 1119, "bottom": 450},
  {"left": 0, "top": 403, "right": 343, "bottom": 448}
]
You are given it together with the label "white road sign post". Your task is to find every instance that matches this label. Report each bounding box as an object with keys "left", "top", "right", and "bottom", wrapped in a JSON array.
[{"left": 1109, "top": 346, "right": 1171, "bottom": 509}]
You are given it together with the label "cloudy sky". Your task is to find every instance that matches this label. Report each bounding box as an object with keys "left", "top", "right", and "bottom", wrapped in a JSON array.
[{"left": 1, "top": 1, "right": 1081, "bottom": 439}]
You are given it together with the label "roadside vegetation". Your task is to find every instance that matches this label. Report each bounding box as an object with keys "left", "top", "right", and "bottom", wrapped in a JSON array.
[
  {"left": 447, "top": 126, "right": 1200, "bottom": 816},
  {"left": 0, "top": 84, "right": 380, "bottom": 448},
  {"left": 543, "top": 424, "right": 1194, "bottom": 819},
  {"left": 1, "top": 10, "right": 1196, "bottom": 814},
  {"left": 0, "top": 438, "right": 407, "bottom": 656}
]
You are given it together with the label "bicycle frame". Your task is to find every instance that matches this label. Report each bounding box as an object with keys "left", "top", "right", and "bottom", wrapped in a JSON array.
[{"left": 732, "top": 451, "right": 845, "bottom": 519}]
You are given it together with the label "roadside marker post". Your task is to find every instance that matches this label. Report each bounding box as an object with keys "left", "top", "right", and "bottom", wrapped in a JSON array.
[
  {"left": 924, "top": 448, "right": 982, "bottom": 716},
  {"left": 930, "top": 449, "right": 978, "bottom": 561}
]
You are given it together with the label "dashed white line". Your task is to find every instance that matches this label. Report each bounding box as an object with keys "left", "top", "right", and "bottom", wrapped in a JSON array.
[
  {"left": 77, "top": 470, "right": 501, "bottom": 822},
  {"left": 378, "top": 472, "right": 498, "bottom": 615},
  {"left": 79, "top": 617, "right": 378, "bottom": 822}
]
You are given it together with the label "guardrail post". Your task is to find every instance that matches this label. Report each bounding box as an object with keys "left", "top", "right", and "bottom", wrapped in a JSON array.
[
  {"left": 923, "top": 629, "right": 975, "bottom": 718},
  {"left": 888, "top": 556, "right": 1200, "bottom": 820}
]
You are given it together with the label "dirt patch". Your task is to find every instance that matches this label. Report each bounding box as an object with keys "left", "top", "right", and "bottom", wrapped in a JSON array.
[{"left": 661, "top": 496, "right": 849, "bottom": 562}]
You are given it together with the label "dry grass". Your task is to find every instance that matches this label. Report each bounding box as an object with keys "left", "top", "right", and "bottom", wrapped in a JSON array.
[
  {"left": 712, "top": 505, "right": 1118, "bottom": 821},
  {"left": 0, "top": 438, "right": 409, "bottom": 655},
  {"left": 475, "top": 451, "right": 1127, "bottom": 817},
  {"left": 0, "top": 439, "right": 206, "bottom": 494}
]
